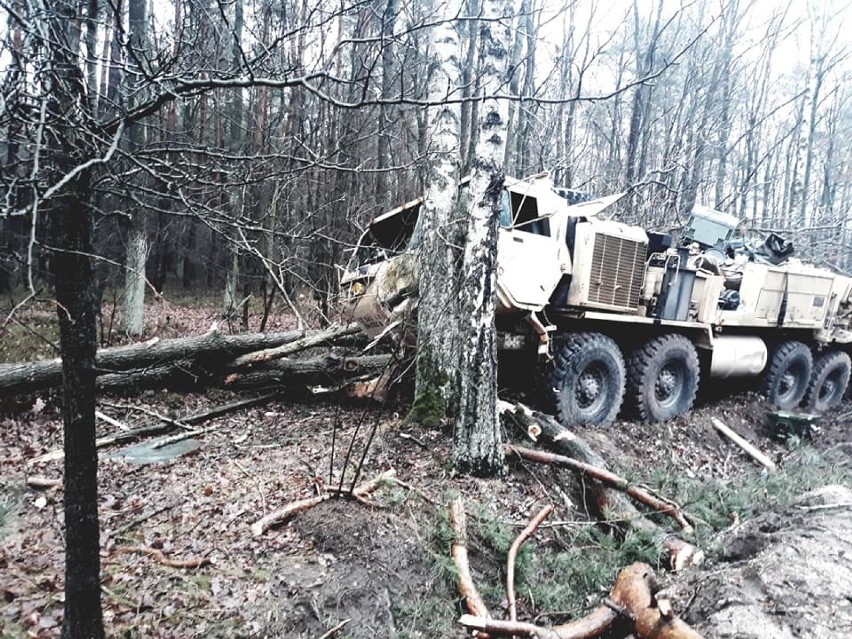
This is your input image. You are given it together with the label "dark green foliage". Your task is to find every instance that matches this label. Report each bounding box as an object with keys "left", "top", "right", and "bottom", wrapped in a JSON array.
[{"left": 652, "top": 446, "right": 851, "bottom": 549}]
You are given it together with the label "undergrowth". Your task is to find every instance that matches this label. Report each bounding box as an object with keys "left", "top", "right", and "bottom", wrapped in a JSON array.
[
  {"left": 653, "top": 444, "right": 851, "bottom": 551},
  {"left": 414, "top": 442, "right": 849, "bottom": 629},
  {"left": 419, "top": 494, "right": 662, "bottom": 626}
]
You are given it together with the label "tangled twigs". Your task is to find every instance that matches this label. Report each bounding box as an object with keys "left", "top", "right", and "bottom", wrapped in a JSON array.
[
  {"left": 250, "top": 470, "right": 395, "bottom": 536},
  {"left": 507, "top": 505, "right": 553, "bottom": 622},
  {"left": 113, "top": 546, "right": 209, "bottom": 569}
]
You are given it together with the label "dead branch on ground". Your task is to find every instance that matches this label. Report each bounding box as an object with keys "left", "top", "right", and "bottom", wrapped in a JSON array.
[
  {"left": 113, "top": 545, "right": 210, "bottom": 569},
  {"left": 449, "top": 497, "right": 490, "bottom": 620},
  {"left": 501, "top": 403, "right": 704, "bottom": 571},
  {"left": 460, "top": 562, "right": 704, "bottom": 639},
  {"left": 505, "top": 445, "right": 693, "bottom": 534},
  {"left": 28, "top": 393, "right": 279, "bottom": 465},
  {"left": 507, "top": 505, "right": 553, "bottom": 622},
  {"left": 250, "top": 470, "right": 396, "bottom": 537},
  {"left": 711, "top": 418, "right": 776, "bottom": 471},
  {"left": 26, "top": 475, "right": 63, "bottom": 489}
]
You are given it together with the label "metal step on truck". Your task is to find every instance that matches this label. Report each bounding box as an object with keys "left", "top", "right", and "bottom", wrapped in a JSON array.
[{"left": 340, "top": 174, "right": 852, "bottom": 426}]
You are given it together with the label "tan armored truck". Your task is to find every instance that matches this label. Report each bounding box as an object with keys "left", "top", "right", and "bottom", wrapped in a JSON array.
[{"left": 340, "top": 174, "right": 852, "bottom": 426}]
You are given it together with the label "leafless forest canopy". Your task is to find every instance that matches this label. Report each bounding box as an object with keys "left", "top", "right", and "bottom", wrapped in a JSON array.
[{"left": 2, "top": 0, "right": 851, "bottom": 316}]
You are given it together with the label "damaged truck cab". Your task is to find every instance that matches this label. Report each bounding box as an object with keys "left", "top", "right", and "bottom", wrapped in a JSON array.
[{"left": 341, "top": 174, "right": 852, "bottom": 426}]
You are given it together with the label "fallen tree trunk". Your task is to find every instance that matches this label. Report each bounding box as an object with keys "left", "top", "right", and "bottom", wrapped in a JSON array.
[
  {"left": 0, "top": 329, "right": 304, "bottom": 395},
  {"left": 223, "top": 354, "right": 392, "bottom": 389},
  {"left": 228, "top": 323, "right": 360, "bottom": 367},
  {"left": 501, "top": 404, "right": 703, "bottom": 571},
  {"left": 1, "top": 324, "right": 372, "bottom": 397},
  {"left": 97, "top": 359, "right": 206, "bottom": 391}
]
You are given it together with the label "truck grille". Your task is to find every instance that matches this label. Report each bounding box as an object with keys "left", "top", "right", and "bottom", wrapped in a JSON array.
[{"left": 589, "top": 234, "right": 645, "bottom": 309}]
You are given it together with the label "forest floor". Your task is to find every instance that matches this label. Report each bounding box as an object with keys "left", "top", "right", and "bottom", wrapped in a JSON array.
[{"left": 0, "top": 299, "right": 851, "bottom": 638}]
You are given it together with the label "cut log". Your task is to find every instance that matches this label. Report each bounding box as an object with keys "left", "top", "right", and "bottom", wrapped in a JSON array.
[
  {"left": 609, "top": 563, "right": 705, "bottom": 639},
  {"left": 501, "top": 404, "right": 704, "bottom": 571},
  {"left": 711, "top": 418, "right": 776, "bottom": 471},
  {"left": 0, "top": 329, "right": 303, "bottom": 396}
]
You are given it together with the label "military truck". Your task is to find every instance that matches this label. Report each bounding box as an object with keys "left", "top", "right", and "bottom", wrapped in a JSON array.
[{"left": 340, "top": 174, "right": 852, "bottom": 426}]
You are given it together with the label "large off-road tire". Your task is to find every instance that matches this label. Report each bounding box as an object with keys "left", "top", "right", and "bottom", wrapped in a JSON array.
[
  {"left": 803, "top": 350, "right": 851, "bottom": 413},
  {"left": 762, "top": 341, "right": 812, "bottom": 410},
  {"left": 544, "top": 332, "right": 625, "bottom": 427},
  {"left": 627, "top": 334, "right": 700, "bottom": 424}
]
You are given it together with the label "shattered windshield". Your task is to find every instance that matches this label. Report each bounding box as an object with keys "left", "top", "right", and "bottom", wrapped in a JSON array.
[{"left": 353, "top": 203, "right": 423, "bottom": 268}]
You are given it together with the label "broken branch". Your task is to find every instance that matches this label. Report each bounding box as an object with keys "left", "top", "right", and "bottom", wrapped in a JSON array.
[
  {"left": 460, "top": 563, "right": 705, "bottom": 639},
  {"left": 228, "top": 323, "right": 360, "bottom": 367},
  {"left": 711, "top": 418, "right": 776, "bottom": 472},
  {"left": 113, "top": 545, "right": 209, "bottom": 569},
  {"left": 449, "top": 497, "right": 490, "bottom": 620},
  {"left": 506, "top": 445, "right": 694, "bottom": 534},
  {"left": 250, "top": 470, "right": 396, "bottom": 537},
  {"left": 507, "top": 505, "right": 553, "bottom": 622}
]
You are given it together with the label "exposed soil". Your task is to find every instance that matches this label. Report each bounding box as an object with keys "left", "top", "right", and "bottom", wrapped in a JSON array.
[{"left": 1, "top": 340, "right": 850, "bottom": 637}]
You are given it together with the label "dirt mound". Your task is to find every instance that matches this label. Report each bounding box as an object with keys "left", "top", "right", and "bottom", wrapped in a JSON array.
[{"left": 678, "top": 485, "right": 852, "bottom": 638}]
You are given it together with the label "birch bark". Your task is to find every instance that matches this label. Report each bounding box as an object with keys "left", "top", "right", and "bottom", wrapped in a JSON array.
[
  {"left": 453, "top": 0, "right": 511, "bottom": 475},
  {"left": 411, "top": 0, "right": 465, "bottom": 425}
]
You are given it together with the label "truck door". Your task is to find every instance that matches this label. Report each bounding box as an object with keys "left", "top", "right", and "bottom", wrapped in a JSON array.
[{"left": 496, "top": 190, "right": 565, "bottom": 310}]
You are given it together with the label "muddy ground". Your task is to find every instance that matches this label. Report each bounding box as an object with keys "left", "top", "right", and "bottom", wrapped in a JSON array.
[{"left": 0, "top": 311, "right": 850, "bottom": 637}]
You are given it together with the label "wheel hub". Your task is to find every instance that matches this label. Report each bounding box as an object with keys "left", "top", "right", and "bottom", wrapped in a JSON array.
[
  {"left": 655, "top": 364, "right": 680, "bottom": 404},
  {"left": 820, "top": 378, "right": 836, "bottom": 401},
  {"left": 576, "top": 368, "right": 603, "bottom": 408},
  {"left": 779, "top": 371, "right": 797, "bottom": 398}
]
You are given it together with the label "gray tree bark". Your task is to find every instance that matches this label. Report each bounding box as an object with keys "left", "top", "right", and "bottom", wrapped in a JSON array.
[
  {"left": 411, "top": 0, "right": 465, "bottom": 426},
  {"left": 121, "top": 0, "right": 149, "bottom": 336},
  {"left": 452, "top": 0, "right": 511, "bottom": 476}
]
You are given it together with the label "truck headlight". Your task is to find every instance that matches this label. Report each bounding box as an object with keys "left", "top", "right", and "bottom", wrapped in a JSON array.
[{"left": 349, "top": 281, "right": 365, "bottom": 296}]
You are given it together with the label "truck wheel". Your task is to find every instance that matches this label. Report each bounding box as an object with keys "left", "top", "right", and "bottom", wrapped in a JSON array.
[
  {"left": 627, "top": 334, "right": 699, "bottom": 423},
  {"left": 762, "top": 341, "right": 812, "bottom": 410},
  {"left": 803, "top": 350, "right": 850, "bottom": 412},
  {"left": 546, "top": 332, "right": 625, "bottom": 427}
]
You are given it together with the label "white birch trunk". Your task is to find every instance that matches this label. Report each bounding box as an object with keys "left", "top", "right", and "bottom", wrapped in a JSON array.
[
  {"left": 452, "top": 0, "right": 511, "bottom": 475},
  {"left": 120, "top": 0, "right": 148, "bottom": 336},
  {"left": 412, "top": 1, "right": 465, "bottom": 423},
  {"left": 121, "top": 222, "right": 147, "bottom": 335}
]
